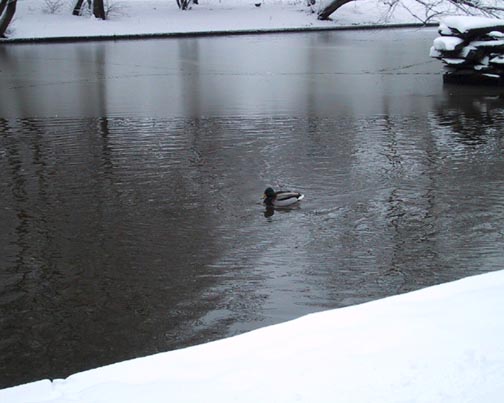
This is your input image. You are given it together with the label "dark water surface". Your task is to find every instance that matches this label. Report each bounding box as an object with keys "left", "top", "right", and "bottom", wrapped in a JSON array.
[{"left": 1, "top": 28, "right": 504, "bottom": 388}]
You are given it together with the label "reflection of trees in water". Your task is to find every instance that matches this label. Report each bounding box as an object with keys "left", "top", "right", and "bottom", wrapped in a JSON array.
[
  {"left": 178, "top": 39, "right": 201, "bottom": 118},
  {"left": 433, "top": 86, "right": 504, "bottom": 146},
  {"left": 378, "top": 105, "right": 504, "bottom": 296},
  {"left": 364, "top": 115, "right": 443, "bottom": 296},
  {"left": 0, "top": 116, "right": 226, "bottom": 388},
  {"left": 295, "top": 110, "right": 501, "bottom": 307},
  {"left": 0, "top": 46, "right": 30, "bottom": 116},
  {"left": 3, "top": 108, "right": 504, "bottom": 388},
  {"left": 0, "top": 117, "right": 59, "bottom": 387}
]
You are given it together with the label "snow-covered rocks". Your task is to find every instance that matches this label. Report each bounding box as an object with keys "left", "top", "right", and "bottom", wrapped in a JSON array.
[{"left": 431, "top": 16, "right": 504, "bottom": 84}]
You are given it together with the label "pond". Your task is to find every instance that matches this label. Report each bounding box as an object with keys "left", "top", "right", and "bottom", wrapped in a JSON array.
[{"left": 1, "top": 27, "right": 504, "bottom": 388}]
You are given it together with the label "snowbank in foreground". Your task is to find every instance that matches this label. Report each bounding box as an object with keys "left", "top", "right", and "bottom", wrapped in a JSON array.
[
  {"left": 4, "top": 0, "right": 463, "bottom": 41},
  {"left": 2, "top": 270, "right": 504, "bottom": 403}
]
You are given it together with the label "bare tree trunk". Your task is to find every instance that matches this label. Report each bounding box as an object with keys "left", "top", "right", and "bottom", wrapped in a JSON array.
[
  {"left": 0, "top": 0, "right": 7, "bottom": 17},
  {"left": 72, "top": 0, "right": 85, "bottom": 15},
  {"left": 317, "top": 0, "right": 355, "bottom": 20},
  {"left": 177, "top": 0, "right": 192, "bottom": 10},
  {"left": 0, "top": 0, "right": 16, "bottom": 38},
  {"left": 93, "top": 0, "right": 106, "bottom": 20},
  {"left": 73, "top": 0, "right": 93, "bottom": 16}
]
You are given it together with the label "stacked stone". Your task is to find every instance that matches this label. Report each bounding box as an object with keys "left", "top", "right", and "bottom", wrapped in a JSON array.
[{"left": 430, "top": 16, "right": 504, "bottom": 84}]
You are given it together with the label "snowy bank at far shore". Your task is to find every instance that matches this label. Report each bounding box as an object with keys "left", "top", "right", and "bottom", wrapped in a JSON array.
[
  {"left": 3, "top": 0, "right": 473, "bottom": 42},
  {"left": 1, "top": 269, "right": 504, "bottom": 402}
]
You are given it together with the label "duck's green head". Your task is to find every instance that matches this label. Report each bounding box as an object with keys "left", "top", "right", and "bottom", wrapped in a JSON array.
[{"left": 263, "top": 187, "right": 276, "bottom": 198}]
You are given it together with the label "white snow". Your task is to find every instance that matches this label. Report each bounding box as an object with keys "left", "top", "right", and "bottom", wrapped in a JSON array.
[
  {"left": 1, "top": 270, "right": 504, "bottom": 402},
  {"left": 490, "top": 54, "right": 504, "bottom": 64},
  {"left": 438, "top": 21, "right": 454, "bottom": 36},
  {"left": 0, "top": 0, "right": 474, "bottom": 41},
  {"left": 429, "top": 45, "right": 442, "bottom": 57},
  {"left": 433, "top": 35, "right": 464, "bottom": 50},
  {"left": 489, "top": 30, "right": 504, "bottom": 38},
  {"left": 441, "top": 57, "right": 467, "bottom": 64},
  {"left": 471, "top": 38, "right": 504, "bottom": 48},
  {"left": 474, "top": 56, "right": 490, "bottom": 69},
  {"left": 441, "top": 15, "right": 504, "bottom": 35}
]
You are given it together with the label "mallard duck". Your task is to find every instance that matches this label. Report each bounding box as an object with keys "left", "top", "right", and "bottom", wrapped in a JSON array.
[{"left": 263, "top": 187, "right": 304, "bottom": 207}]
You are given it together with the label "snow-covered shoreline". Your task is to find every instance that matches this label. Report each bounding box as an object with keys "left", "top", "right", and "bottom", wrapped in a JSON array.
[
  {"left": 2, "top": 269, "right": 504, "bottom": 402},
  {"left": 1, "top": 0, "right": 459, "bottom": 43},
  {"left": 4, "top": 22, "right": 436, "bottom": 44}
]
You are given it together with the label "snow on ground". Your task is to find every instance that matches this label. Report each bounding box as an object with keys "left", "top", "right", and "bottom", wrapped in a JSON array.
[
  {"left": 1, "top": 270, "right": 504, "bottom": 402},
  {"left": 4, "top": 0, "right": 466, "bottom": 41}
]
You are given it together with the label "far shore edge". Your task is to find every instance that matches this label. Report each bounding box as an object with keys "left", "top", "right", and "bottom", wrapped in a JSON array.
[{"left": 0, "top": 22, "right": 438, "bottom": 44}]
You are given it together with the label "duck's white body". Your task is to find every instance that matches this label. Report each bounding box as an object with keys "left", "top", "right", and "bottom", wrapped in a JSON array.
[{"left": 272, "top": 192, "right": 304, "bottom": 207}]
